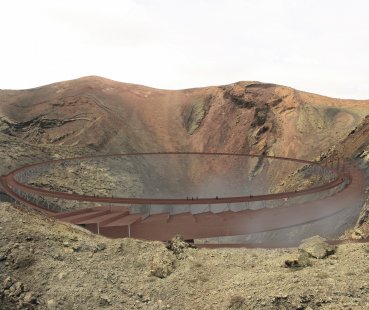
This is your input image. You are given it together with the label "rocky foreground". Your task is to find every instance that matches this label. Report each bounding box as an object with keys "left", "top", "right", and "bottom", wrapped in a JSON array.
[
  {"left": 0, "top": 202, "right": 368, "bottom": 310},
  {"left": 1, "top": 76, "right": 369, "bottom": 309}
]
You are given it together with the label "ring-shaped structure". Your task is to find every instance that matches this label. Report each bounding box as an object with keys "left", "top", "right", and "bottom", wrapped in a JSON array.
[{"left": 1, "top": 152, "right": 345, "bottom": 206}]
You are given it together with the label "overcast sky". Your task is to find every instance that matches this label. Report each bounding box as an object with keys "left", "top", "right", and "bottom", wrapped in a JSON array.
[{"left": 0, "top": 0, "right": 368, "bottom": 99}]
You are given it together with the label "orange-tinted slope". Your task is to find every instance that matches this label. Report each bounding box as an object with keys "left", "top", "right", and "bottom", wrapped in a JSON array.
[
  {"left": 1, "top": 76, "right": 368, "bottom": 160},
  {"left": 1, "top": 77, "right": 369, "bottom": 241}
]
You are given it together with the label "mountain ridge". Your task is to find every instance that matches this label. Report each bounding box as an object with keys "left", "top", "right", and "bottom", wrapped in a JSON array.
[{"left": 1, "top": 76, "right": 368, "bottom": 157}]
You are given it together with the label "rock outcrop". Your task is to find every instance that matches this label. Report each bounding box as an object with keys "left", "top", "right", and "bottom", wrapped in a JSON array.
[{"left": 298, "top": 235, "right": 336, "bottom": 259}]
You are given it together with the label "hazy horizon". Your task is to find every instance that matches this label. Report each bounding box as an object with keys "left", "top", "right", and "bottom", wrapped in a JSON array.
[{"left": 1, "top": 0, "right": 368, "bottom": 99}]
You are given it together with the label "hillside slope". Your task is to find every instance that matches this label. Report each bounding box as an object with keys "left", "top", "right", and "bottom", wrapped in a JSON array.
[
  {"left": 1, "top": 76, "right": 369, "bottom": 237},
  {"left": 1, "top": 76, "right": 369, "bottom": 195},
  {"left": 1, "top": 202, "right": 368, "bottom": 310},
  {"left": 1, "top": 76, "right": 368, "bottom": 159},
  {"left": 1, "top": 77, "right": 369, "bottom": 309}
]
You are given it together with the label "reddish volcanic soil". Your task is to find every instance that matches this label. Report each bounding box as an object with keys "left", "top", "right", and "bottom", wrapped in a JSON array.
[
  {"left": 1, "top": 77, "right": 369, "bottom": 229},
  {"left": 1, "top": 76, "right": 369, "bottom": 193},
  {"left": 1, "top": 76, "right": 368, "bottom": 158},
  {"left": 1, "top": 77, "right": 369, "bottom": 309}
]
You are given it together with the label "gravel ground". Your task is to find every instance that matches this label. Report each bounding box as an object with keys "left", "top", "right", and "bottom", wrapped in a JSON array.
[{"left": 0, "top": 202, "right": 368, "bottom": 310}]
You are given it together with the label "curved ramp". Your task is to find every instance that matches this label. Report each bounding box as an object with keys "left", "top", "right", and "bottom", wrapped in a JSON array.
[{"left": 0, "top": 153, "right": 366, "bottom": 245}]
